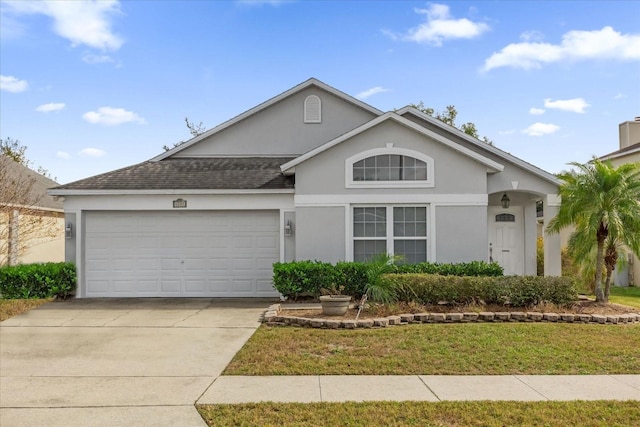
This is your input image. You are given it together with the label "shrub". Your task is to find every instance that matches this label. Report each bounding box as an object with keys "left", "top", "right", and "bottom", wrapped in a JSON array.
[
  {"left": 396, "top": 261, "right": 503, "bottom": 277},
  {"left": 0, "top": 262, "right": 76, "bottom": 299},
  {"left": 272, "top": 261, "right": 338, "bottom": 299},
  {"left": 273, "top": 260, "right": 503, "bottom": 300},
  {"left": 387, "top": 273, "right": 577, "bottom": 307}
]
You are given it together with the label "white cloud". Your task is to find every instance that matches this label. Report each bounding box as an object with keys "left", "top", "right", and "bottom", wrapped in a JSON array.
[
  {"left": 520, "top": 30, "right": 544, "bottom": 43},
  {"left": 498, "top": 129, "right": 516, "bottom": 135},
  {"left": 522, "top": 122, "right": 560, "bottom": 136},
  {"left": 82, "top": 107, "right": 146, "bottom": 125},
  {"left": 56, "top": 151, "right": 71, "bottom": 159},
  {"left": 356, "top": 86, "right": 390, "bottom": 99},
  {"left": 3, "top": 0, "right": 124, "bottom": 51},
  {"left": 78, "top": 148, "right": 106, "bottom": 158},
  {"left": 389, "top": 3, "right": 489, "bottom": 46},
  {"left": 82, "top": 53, "right": 115, "bottom": 64},
  {"left": 483, "top": 26, "right": 640, "bottom": 71},
  {"left": 544, "top": 98, "right": 590, "bottom": 113},
  {"left": 614, "top": 93, "right": 627, "bottom": 100},
  {"left": 529, "top": 107, "right": 545, "bottom": 115},
  {"left": 0, "top": 74, "right": 28, "bottom": 92},
  {"left": 36, "top": 102, "right": 66, "bottom": 112}
]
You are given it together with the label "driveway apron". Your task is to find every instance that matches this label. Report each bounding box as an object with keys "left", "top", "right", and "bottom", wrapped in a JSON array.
[{"left": 0, "top": 298, "right": 268, "bottom": 427}]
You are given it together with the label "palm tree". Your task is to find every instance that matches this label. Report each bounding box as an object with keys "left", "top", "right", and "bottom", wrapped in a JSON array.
[{"left": 547, "top": 159, "right": 640, "bottom": 303}]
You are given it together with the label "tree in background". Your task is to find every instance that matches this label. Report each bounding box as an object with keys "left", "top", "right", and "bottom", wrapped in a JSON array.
[
  {"left": 162, "top": 117, "right": 207, "bottom": 151},
  {"left": 0, "top": 138, "right": 61, "bottom": 266},
  {"left": 409, "top": 103, "right": 493, "bottom": 144},
  {"left": 547, "top": 159, "right": 640, "bottom": 302}
]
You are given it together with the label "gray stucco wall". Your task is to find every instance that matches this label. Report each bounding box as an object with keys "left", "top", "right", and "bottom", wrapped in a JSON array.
[
  {"left": 435, "top": 206, "right": 487, "bottom": 263},
  {"left": 176, "top": 87, "right": 378, "bottom": 157},
  {"left": 401, "top": 111, "right": 558, "bottom": 196},
  {"left": 295, "top": 120, "right": 488, "bottom": 196},
  {"left": 295, "top": 206, "right": 345, "bottom": 262}
]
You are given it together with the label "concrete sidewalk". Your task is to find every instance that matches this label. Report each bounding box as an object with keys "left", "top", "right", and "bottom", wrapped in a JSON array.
[{"left": 198, "top": 374, "right": 640, "bottom": 404}]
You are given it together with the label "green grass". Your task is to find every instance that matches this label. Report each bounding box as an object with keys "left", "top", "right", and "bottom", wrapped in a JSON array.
[
  {"left": 610, "top": 286, "right": 640, "bottom": 309},
  {"left": 0, "top": 298, "right": 51, "bottom": 321},
  {"left": 224, "top": 323, "right": 640, "bottom": 375},
  {"left": 197, "top": 401, "right": 640, "bottom": 427}
]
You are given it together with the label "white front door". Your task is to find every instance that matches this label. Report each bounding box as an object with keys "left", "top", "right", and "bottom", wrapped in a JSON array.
[{"left": 488, "top": 206, "right": 523, "bottom": 275}]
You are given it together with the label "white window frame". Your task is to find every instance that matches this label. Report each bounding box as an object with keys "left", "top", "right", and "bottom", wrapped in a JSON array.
[
  {"left": 345, "top": 146, "right": 435, "bottom": 188},
  {"left": 303, "top": 95, "right": 322, "bottom": 123},
  {"left": 351, "top": 204, "right": 430, "bottom": 263}
]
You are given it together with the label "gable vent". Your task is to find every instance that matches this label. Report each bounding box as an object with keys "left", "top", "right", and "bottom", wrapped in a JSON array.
[{"left": 304, "top": 95, "right": 321, "bottom": 123}]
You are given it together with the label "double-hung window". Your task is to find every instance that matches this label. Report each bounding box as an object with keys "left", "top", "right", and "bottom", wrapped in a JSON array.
[{"left": 353, "top": 206, "right": 427, "bottom": 263}]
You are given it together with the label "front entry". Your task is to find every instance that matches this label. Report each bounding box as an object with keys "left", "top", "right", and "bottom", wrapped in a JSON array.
[{"left": 488, "top": 206, "right": 524, "bottom": 275}]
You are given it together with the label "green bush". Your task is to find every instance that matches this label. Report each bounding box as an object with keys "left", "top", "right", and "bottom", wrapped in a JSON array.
[
  {"left": 387, "top": 273, "right": 577, "bottom": 307},
  {"left": 0, "top": 262, "right": 76, "bottom": 299},
  {"left": 396, "top": 261, "right": 503, "bottom": 276},
  {"left": 273, "top": 260, "right": 503, "bottom": 300}
]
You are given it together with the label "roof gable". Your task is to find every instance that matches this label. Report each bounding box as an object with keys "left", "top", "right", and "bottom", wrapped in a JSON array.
[
  {"left": 280, "top": 112, "right": 504, "bottom": 173},
  {"left": 396, "top": 107, "right": 560, "bottom": 185},
  {"left": 152, "top": 78, "right": 383, "bottom": 161},
  {"left": 0, "top": 155, "right": 62, "bottom": 210}
]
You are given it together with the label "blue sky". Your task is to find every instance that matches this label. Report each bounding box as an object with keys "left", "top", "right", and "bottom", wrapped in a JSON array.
[{"left": 1, "top": 0, "right": 639, "bottom": 184}]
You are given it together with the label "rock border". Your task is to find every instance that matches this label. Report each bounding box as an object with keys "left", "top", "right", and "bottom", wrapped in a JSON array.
[{"left": 262, "top": 304, "right": 640, "bottom": 328}]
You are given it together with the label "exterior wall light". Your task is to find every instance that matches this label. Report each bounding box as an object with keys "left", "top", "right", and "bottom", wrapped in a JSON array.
[
  {"left": 501, "top": 193, "right": 510, "bottom": 209},
  {"left": 65, "top": 222, "right": 73, "bottom": 239},
  {"left": 284, "top": 220, "right": 294, "bottom": 237}
]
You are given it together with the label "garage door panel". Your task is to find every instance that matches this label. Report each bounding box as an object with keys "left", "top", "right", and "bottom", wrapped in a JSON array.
[{"left": 84, "top": 211, "right": 280, "bottom": 297}]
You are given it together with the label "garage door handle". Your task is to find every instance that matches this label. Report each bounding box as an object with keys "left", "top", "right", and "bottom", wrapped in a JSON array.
[{"left": 502, "top": 250, "right": 510, "bottom": 253}]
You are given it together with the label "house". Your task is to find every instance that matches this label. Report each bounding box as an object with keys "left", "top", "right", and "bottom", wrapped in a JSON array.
[
  {"left": 49, "top": 78, "right": 562, "bottom": 298},
  {"left": 1, "top": 155, "right": 65, "bottom": 266},
  {"left": 599, "top": 118, "right": 640, "bottom": 286}
]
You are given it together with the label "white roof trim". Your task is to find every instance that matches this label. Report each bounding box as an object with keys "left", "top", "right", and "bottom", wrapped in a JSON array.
[
  {"left": 151, "top": 78, "right": 383, "bottom": 162},
  {"left": 281, "top": 112, "right": 504, "bottom": 173},
  {"left": 600, "top": 145, "right": 640, "bottom": 161},
  {"left": 396, "top": 106, "right": 560, "bottom": 185},
  {"left": 47, "top": 189, "right": 295, "bottom": 197}
]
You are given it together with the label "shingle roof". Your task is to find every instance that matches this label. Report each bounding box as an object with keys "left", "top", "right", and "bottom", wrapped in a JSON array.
[
  {"left": 52, "top": 157, "right": 295, "bottom": 191},
  {"left": 1, "top": 155, "right": 63, "bottom": 210},
  {"left": 599, "top": 142, "right": 640, "bottom": 160}
]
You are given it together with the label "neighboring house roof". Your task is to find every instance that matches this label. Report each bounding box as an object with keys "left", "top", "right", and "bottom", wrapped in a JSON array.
[
  {"left": 49, "top": 157, "right": 295, "bottom": 195},
  {"left": 281, "top": 111, "right": 505, "bottom": 174},
  {"left": 599, "top": 142, "right": 640, "bottom": 161},
  {"left": 151, "top": 78, "right": 384, "bottom": 162},
  {"left": 0, "top": 155, "right": 63, "bottom": 210},
  {"left": 395, "top": 107, "right": 561, "bottom": 186}
]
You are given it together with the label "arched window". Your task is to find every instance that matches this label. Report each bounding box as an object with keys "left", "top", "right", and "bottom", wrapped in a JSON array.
[
  {"left": 346, "top": 147, "right": 434, "bottom": 188},
  {"left": 304, "top": 95, "right": 321, "bottom": 123}
]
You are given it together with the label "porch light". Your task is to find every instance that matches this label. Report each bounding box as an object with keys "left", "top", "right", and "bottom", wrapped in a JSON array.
[
  {"left": 65, "top": 222, "right": 73, "bottom": 239},
  {"left": 284, "top": 220, "right": 294, "bottom": 237},
  {"left": 501, "top": 193, "right": 510, "bottom": 209}
]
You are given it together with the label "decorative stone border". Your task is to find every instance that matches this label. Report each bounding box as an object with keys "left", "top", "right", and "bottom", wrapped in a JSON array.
[{"left": 262, "top": 304, "right": 640, "bottom": 328}]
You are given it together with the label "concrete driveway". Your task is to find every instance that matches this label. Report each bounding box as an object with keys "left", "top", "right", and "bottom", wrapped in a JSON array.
[{"left": 0, "top": 298, "right": 271, "bottom": 427}]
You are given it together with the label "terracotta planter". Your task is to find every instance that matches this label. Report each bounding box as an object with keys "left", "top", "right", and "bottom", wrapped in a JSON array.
[{"left": 319, "top": 295, "right": 351, "bottom": 316}]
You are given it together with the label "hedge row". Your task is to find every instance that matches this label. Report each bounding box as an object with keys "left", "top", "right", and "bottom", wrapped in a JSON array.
[
  {"left": 387, "top": 274, "right": 577, "bottom": 307},
  {"left": 0, "top": 262, "right": 76, "bottom": 299},
  {"left": 272, "top": 260, "right": 503, "bottom": 300}
]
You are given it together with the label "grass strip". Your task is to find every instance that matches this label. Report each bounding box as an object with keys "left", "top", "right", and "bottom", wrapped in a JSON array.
[
  {"left": 225, "top": 323, "right": 640, "bottom": 375},
  {"left": 197, "top": 400, "right": 640, "bottom": 427},
  {"left": 0, "top": 298, "right": 51, "bottom": 321},
  {"left": 609, "top": 286, "right": 640, "bottom": 309}
]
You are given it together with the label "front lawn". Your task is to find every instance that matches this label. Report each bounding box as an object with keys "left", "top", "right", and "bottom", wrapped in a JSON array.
[
  {"left": 0, "top": 298, "right": 51, "bottom": 321},
  {"left": 610, "top": 286, "right": 640, "bottom": 309},
  {"left": 224, "top": 323, "right": 640, "bottom": 375},
  {"left": 197, "top": 401, "right": 640, "bottom": 427}
]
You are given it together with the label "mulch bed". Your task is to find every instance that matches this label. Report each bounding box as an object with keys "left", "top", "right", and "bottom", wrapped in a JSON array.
[{"left": 279, "top": 299, "right": 638, "bottom": 321}]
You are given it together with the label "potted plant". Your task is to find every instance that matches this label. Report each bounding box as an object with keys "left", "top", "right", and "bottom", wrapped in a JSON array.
[{"left": 319, "top": 283, "right": 351, "bottom": 316}]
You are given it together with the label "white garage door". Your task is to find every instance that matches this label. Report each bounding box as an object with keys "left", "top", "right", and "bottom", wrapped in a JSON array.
[{"left": 84, "top": 211, "right": 280, "bottom": 297}]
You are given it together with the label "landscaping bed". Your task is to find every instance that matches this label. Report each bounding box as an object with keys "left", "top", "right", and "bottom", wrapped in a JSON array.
[{"left": 266, "top": 299, "right": 640, "bottom": 328}]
